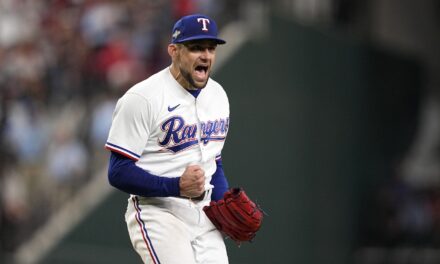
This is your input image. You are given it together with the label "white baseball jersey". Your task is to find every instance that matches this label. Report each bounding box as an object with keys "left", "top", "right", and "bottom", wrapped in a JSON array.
[{"left": 105, "top": 67, "right": 230, "bottom": 190}]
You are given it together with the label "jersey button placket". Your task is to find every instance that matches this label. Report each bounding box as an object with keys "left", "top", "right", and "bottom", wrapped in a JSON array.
[{"left": 194, "top": 98, "right": 206, "bottom": 160}]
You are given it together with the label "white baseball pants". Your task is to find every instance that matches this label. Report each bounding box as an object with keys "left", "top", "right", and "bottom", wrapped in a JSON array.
[{"left": 125, "top": 193, "right": 228, "bottom": 264}]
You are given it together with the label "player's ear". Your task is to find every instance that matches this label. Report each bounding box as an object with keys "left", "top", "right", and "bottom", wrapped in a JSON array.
[{"left": 168, "top": 44, "right": 179, "bottom": 58}]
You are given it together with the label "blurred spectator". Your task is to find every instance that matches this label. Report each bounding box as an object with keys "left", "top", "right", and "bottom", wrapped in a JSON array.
[
  {"left": 4, "top": 102, "right": 49, "bottom": 164},
  {"left": 80, "top": 0, "right": 127, "bottom": 48},
  {"left": 46, "top": 125, "right": 88, "bottom": 208},
  {"left": 0, "top": 152, "right": 30, "bottom": 260},
  {"left": 171, "top": 0, "right": 198, "bottom": 19},
  {"left": 0, "top": 0, "right": 41, "bottom": 48},
  {"left": 89, "top": 96, "right": 116, "bottom": 149},
  {"left": 88, "top": 94, "right": 116, "bottom": 167}
]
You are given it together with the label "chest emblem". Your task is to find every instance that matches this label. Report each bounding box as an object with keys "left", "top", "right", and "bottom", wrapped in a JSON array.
[{"left": 158, "top": 116, "right": 229, "bottom": 153}]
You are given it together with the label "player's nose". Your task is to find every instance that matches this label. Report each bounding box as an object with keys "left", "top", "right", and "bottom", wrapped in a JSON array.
[{"left": 200, "top": 48, "right": 212, "bottom": 59}]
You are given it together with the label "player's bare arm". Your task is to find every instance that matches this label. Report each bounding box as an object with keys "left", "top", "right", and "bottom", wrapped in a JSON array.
[{"left": 179, "top": 165, "right": 205, "bottom": 198}]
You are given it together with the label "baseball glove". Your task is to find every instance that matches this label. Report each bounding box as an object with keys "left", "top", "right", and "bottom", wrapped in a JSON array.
[{"left": 203, "top": 188, "right": 264, "bottom": 243}]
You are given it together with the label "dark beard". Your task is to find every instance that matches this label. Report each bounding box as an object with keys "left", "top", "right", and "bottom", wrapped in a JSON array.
[{"left": 179, "top": 67, "right": 208, "bottom": 89}]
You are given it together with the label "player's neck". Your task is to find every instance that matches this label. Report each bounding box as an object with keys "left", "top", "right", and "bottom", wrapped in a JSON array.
[{"left": 169, "top": 64, "right": 196, "bottom": 91}]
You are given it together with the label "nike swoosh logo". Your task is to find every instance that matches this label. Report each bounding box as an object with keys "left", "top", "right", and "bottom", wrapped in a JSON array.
[{"left": 168, "top": 104, "right": 180, "bottom": 112}]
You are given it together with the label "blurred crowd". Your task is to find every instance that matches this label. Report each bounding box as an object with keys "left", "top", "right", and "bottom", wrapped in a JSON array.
[{"left": 0, "top": 0, "right": 238, "bottom": 258}]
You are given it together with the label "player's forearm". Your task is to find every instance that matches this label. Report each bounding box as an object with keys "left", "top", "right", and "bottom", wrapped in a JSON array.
[
  {"left": 210, "top": 159, "right": 229, "bottom": 201},
  {"left": 108, "top": 152, "right": 180, "bottom": 197}
]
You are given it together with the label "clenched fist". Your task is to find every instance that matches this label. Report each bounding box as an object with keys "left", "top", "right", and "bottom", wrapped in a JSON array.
[{"left": 179, "top": 165, "right": 205, "bottom": 198}]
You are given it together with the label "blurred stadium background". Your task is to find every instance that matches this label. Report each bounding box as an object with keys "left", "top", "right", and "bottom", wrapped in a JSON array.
[{"left": 0, "top": 0, "right": 439, "bottom": 263}]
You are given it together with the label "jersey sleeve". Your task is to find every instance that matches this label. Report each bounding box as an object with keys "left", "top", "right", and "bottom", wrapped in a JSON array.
[
  {"left": 210, "top": 158, "right": 229, "bottom": 201},
  {"left": 105, "top": 93, "right": 153, "bottom": 161}
]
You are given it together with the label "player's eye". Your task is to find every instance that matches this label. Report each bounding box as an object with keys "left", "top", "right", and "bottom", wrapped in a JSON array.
[
  {"left": 187, "top": 45, "right": 203, "bottom": 52},
  {"left": 186, "top": 45, "right": 216, "bottom": 53}
]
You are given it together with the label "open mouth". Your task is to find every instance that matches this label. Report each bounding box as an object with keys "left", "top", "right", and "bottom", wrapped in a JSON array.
[
  {"left": 194, "top": 65, "right": 209, "bottom": 81},
  {"left": 195, "top": 65, "right": 208, "bottom": 74}
]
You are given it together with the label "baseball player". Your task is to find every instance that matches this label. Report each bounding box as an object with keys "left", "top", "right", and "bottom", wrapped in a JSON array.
[{"left": 105, "top": 14, "right": 230, "bottom": 263}]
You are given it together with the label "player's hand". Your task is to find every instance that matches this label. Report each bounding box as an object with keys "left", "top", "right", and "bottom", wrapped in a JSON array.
[{"left": 179, "top": 165, "right": 205, "bottom": 198}]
